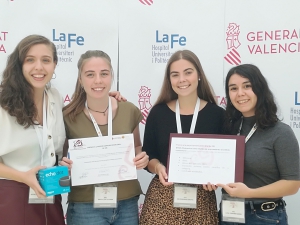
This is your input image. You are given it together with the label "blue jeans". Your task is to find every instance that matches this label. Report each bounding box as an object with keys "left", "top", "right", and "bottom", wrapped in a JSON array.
[
  {"left": 67, "top": 196, "right": 139, "bottom": 225},
  {"left": 218, "top": 200, "right": 288, "bottom": 225}
]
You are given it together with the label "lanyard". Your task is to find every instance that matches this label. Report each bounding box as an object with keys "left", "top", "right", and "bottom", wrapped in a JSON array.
[
  {"left": 85, "top": 97, "right": 112, "bottom": 137},
  {"left": 175, "top": 98, "right": 200, "bottom": 134},
  {"left": 237, "top": 117, "right": 257, "bottom": 143},
  {"left": 33, "top": 92, "right": 47, "bottom": 166}
]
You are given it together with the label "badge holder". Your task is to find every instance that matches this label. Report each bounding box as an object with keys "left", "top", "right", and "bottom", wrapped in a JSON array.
[
  {"left": 28, "top": 188, "right": 54, "bottom": 204},
  {"left": 94, "top": 183, "right": 118, "bottom": 208},
  {"left": 221, "top": 194, "right": 245, "bottom": 223},
  {"left": 173, "top": 183, "right": 197, "bottom": 208}
]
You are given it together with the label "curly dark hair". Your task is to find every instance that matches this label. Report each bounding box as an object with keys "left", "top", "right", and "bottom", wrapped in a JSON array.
[
  {"left": 224, "top": 64, "right": 278, "bottom": 133},
  {"left": 0, "top": 35, "right": 57, "bottom": 128}
]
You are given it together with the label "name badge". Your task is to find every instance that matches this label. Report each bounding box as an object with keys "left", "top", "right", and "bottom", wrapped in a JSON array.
[
  {"left": 221, "top": 194, "right": 245, "bottom": 223},
  {"left": 173, "top": 184, "right": 197, "bottom": 208},
  {"left": 93, "top": 183, "right": 118, "bottom": 208},
  {"left": 28, "top": 188, "right": 54, "bottom": 204}
]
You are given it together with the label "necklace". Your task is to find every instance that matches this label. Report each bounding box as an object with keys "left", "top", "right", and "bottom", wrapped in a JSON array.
[{"left": 88, "top": 105, "right": 109, "bottom": 115}]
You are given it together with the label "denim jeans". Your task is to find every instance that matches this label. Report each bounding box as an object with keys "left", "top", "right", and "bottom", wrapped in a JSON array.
[
  {"left": 218, "top": 201, "right": 288, "bottom": 225},
  {"left": 67, "top": 196, "right": 139, "bottom": 225}
]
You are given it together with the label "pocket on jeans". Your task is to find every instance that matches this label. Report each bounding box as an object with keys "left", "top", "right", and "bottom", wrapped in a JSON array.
[{"left": 254, "top": 209, "right": 285, "bottom": 224}]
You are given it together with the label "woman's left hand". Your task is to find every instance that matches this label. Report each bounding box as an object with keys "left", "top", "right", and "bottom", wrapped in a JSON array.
[
  {"left": 109, "top": 91, "right": 127, "bottom": 102},
  {"left": 217, "top": 182, "right": 252, "bottom": 198},
  {"left": 202, "top": 182, "right": 218, "bottom": 191},
  {"left": 133, "top": 152, "right": 149, "bottom": 169}
]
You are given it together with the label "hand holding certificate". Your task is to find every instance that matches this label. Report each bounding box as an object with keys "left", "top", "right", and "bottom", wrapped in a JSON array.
[
  {"left": 68, "top": 133, "right": 137, "bottom": 186},
  {"left": 167, "top": 134, "right": 245, "bottom": 185}
]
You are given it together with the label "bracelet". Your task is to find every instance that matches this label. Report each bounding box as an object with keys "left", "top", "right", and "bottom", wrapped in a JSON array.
[{"left": 154, "top": 162, "right": 161, "bottom": 174}]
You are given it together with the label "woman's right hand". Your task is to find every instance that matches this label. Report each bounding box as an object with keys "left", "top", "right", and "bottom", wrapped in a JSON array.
[
  {"left": 60, "top": 157, "right": 73, "bottom": 171},
  {"left": 21, "top": 165, "right": 46, "bottom": 198},
  {"left": 156, "top": 163, "right": 173, "bottom": 186}
]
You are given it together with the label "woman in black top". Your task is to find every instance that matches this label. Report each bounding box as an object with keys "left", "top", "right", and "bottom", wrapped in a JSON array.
[{"left": 139, "top": 50, "right": 225, "bottom": 225}]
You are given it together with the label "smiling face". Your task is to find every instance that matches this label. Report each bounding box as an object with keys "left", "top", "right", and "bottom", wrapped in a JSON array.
[
  {"left": 169, "top": 59, "right": 199, "bottom": 98},
  {"left": 228, "top": 73, "right": 257, "bottom": 117},
  {"left": 22, "top": 44, "right": 56, "bottom": 91},
  {"left": 80, "top": 57, "right": 112, "bottom": 100}
]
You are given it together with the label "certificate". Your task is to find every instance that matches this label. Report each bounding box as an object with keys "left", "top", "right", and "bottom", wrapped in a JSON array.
[
  {"left": 167, "top": 134, "right": 245, "bottom": 184},
  {"left": 68, "top": 133, "right": 137, "bottom": 186}
]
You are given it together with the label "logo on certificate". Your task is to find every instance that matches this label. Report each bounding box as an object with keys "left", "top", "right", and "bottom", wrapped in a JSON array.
[
  {"left": 73, "top": 139, "right": 83, "bottom": 148},
  {"left": 118, "top": 165, "right": 129, "bottom": 179}
]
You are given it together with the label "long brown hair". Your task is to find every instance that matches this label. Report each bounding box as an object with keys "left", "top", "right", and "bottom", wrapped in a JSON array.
[
  {"left": 155, "top": 50, "right": 216, "bottom": 105},
  {"left": 0, "top": 35, "right": 57, "bottom": 128},
  {"left": 63, "top": 50, "right": 113, "bottom": 121}
]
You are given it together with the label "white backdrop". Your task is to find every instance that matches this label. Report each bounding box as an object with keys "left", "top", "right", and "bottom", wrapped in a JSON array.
[{"left": 1, "top": 1, "right": 300, "bottom": 224}]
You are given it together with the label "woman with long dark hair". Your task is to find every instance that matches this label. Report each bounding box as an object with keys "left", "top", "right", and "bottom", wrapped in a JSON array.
[
  {"left": 218, "top": 64, "right": 300, "bottom": 225},
  {"left": 0, "top": 35, "right": 66, "bottom": 225}
]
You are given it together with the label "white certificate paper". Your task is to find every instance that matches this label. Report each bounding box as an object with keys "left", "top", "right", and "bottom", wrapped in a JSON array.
[
  {"left": 68, "top": 134, "right": 137, "bottom": 186},
  {"left": 168, "top": 136, "right": 237, "bottom": 184}
]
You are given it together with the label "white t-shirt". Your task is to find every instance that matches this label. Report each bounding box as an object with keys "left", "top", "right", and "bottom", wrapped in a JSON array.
[{"left": 0, "top": 88, "right": 66, "bottom": 175}]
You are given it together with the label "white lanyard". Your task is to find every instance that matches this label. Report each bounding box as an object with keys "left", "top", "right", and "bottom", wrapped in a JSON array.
[
  {"left": 33, "top": 92, "right": 48, "bottom": 166},
  {"left": 85, "top": 97, "right": 112, "bottom": 137},
  {"left": 237, "top": 117, "right": 257, "bottom": 143},
  {"left": 175, "top": 98, "right": 200, "bottom": 134}
]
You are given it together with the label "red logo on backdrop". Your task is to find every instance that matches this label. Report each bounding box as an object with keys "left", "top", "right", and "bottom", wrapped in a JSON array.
[
  {"left": 64, "top": 94, "right": 71, "bottom": 104},
  {"left": 0, "top": 31, "right": 8, "bottom": 53},
  {"left": 138, "top": 203, "right": 143, "bottom": 217},
  {"left": 246, "top": 29, "right": 300, "bottom": 54},
  {"left": 224, "top": 23, "right": 241, "bottom": 65},
  {"left": 215, "top": 95, "right": 227, "bottom": 109},
  {"left": 138, "top": 86, "right": 152, "bottom": 124},
  {"left": 139, "top": 0, "right": 153, "bottom": 5}
]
